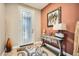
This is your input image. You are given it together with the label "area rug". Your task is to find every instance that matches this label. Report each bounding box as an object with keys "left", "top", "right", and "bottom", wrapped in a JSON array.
[{"left": 17, "top": 46, "right": 48, "bottom": 56}]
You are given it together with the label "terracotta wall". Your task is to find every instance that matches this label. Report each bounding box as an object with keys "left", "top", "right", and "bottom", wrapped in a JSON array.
[{"left": 41, "top": 3, "right": 79, "bottom": 55}]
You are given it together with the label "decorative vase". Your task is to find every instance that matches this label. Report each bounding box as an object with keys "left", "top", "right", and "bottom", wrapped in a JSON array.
[{"left": 5, "top": 38, "right": 13, "bottom": 52}]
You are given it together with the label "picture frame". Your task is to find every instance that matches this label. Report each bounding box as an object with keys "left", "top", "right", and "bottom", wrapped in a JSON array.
[{"left": 47, "top": 7, "right": 61, "bottom": 27}]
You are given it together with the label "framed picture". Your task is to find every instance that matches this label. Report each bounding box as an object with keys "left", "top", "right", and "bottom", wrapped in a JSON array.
[{"left": 47, "top": 7, "right": 61, "bottom": 27}]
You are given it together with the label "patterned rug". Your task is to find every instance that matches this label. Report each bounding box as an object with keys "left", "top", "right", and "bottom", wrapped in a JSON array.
[{"left": 17, "top": 46, "right": 48, "bottom": 56}]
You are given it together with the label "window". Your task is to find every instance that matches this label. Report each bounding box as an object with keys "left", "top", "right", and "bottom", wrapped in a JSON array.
[{"left": 21, "top": 9, "right": 32, "bottom": 45}]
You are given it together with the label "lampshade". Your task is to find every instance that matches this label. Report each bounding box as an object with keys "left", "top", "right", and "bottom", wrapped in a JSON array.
[{"left": 53, "top": 23, "right": 66, "bottom": 30}]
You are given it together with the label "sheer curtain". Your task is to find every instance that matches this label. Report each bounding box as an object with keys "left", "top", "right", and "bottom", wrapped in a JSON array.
[{"left": 21, "top": 9, "right": 32, "bottom": 45}]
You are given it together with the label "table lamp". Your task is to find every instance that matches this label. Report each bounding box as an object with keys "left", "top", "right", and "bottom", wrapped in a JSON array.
[{"left": 53, "top": 23, "right": 66, "bottom": 56}]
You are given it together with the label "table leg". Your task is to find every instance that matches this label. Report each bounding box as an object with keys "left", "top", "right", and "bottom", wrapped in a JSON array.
[
  {"left": 60, "top": 40, "right": 64, "bottom": 56},
  {"left": 41, "top": 39, "right": 45, "bottom": 46}
]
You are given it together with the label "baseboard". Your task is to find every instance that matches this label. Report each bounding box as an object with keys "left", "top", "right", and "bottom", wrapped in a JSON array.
[
  {"left": 20, "top": 43, "right": 33, "bottom": 47},
  {"left": 13, "top": 43, "right": 34, "bottom": 49},
  {"left": 45, "top": 43, "right": 72, "bottom": 56}
]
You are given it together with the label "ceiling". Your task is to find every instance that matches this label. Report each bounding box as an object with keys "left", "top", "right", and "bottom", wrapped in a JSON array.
[{"left": 24, "top": 3, "right": 49, "bottom": 10}]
